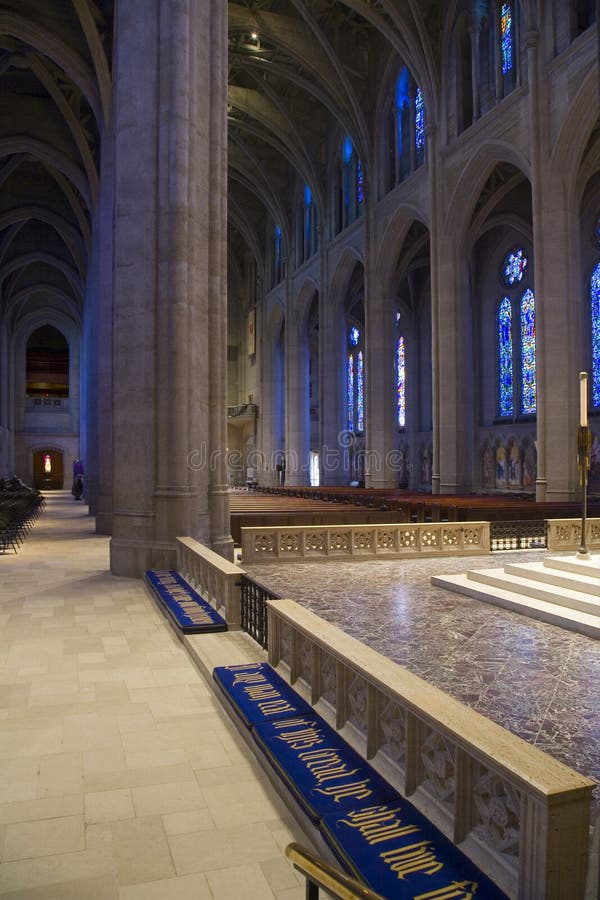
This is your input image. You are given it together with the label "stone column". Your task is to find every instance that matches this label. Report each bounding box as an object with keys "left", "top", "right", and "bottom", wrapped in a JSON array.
[
  {"left": 110, "top": 0, "right": 231, "bottom": 576},
  {"left": 320, "top": 256, "right": 346, "bottom": 486},
  {"left": 285, "top": 302, "right": 310, "bottom": 486},
  {"left": 85, "top": 115, "right": 114, "bottom": 533},
  {"left": 365, "top": 211, "right": 396, "bottom": 488},
  {"left": 526, "top": 31, "right": 578, "bottom": 500}
]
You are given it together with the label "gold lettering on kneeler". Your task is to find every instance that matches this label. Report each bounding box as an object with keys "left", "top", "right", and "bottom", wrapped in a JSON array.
[
  {"left": 380, "top": 841, "right": 444, "bottom": 879},
  {"left": 338, "top": 806, "right": 419, "bottom": 845},
  {"left": 258, "top": 698, "right": 296, "bottom": 716},
  {"left": 314, "top": 778, "right": 373, "bottom": 802},
  {"left": 232, "top": 671, "right": 270, "bottom": 686},
  {"left": 414, "top": 882, "right": 478, "bottom": 900},
  {"left": 273, "top": 720, "right": 325, "bottom": 751}
]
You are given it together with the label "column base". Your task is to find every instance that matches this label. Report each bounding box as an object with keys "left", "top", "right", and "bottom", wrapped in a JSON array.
[{"left": 110, "top": 537, "right": 176, "bottom": 578}]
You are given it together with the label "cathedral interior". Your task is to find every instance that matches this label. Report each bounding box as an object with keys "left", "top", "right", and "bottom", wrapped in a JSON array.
[{"left": 0, "top": 2, "right": 599, "bottom": 898}]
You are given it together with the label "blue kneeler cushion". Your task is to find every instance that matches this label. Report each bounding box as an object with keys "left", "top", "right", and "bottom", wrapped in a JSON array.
[
  {"left": 213, "top": 662, "right": 314, "bottom": 728},
  {"left": 252, "top": 714, "right": 400, "bottom": 824},
  {"left": 320, "top": 800, "right": 509, "bottom": 899},
  {"left": 214, "top": 664, "right": 509, "bottom": 898},
  {"left": 145, "top": 570, "right": 227, "bottom": 634}
]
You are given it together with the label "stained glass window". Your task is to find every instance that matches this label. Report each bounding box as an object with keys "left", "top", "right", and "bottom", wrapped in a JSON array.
[
  {"left": 520, "top": 288, "right": 536, "bottom": 414},
  {"left": 349, "top": 326, "right": 360, "bottom": 346},
  {"left": 415, "top": 87, "right": 425, "bottom": 158},
  {"left": 592, "top": 263, "right": 600, "bottom": 406},
  {"left": 396, "top": 336, "right": 406, "bottom": 427},
  {"left": 347, "top": 354, "right": 354, "bottom": 432},
  {"left": 357, "top": 159, "right": 364, "bottom": 206},
  {"left": 303, "top": 184, "right": 312, "bottom": 253},
  {"left": 501, "top": 2, "right": 513, "bottom": 75},
  {"left": 274, "top": 225, "right": 282, "bottom": 283},
  {"left": 498, "top": 296, "right": 513, "bottom": 416},
  {"left": 357, "top": 351, "right": 364, "bottom": 432},
  {"left": 503, "top": 247, "right": 527, "bottom": 285}
]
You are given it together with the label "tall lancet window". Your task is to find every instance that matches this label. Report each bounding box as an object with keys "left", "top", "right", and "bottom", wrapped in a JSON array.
[
  {"left": 498, "top": 296, "right": 514, "bottom": 417},
  {"left": 415, "top": 86, "right": 425, "bottom": 165},
  {"left": 347, "top": 326, "right": 364, "bottom": 433},
  {"left": 497, "top": 246, "right": 536, "bottom": 417},
  {"left": 500, "top": 2, "right": 513, "bottom": 74},
  {"left": 339, "top": 136, "right": 363, "bottom": 231},
  {"left": 396, "top": 333, "right": 406, "bottom": 427},
  {"left": 520, "top": 288, "right": 536, "bottom": 414},
  {"left": 591, "top": 261, "right": 600, "bottom": 406},
  {"left": 273, "top": 224, "right": 282, "bottom": 285}
]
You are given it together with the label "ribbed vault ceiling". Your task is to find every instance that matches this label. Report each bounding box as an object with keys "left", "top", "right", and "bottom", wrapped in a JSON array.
[{"left": 0, "top": 0, "right": 443, "bottom": 329}]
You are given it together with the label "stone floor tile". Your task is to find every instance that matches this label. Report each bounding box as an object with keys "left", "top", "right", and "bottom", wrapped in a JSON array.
[
  {"left": 0, "top": 874, "right": 120, "bottom": 899},
  {"left": 161, "top": 808, "right": 215, "bottom": 836},
  {"left": 168, "top": 822, "right": 282, "bottom": 875},
  {"left": 131, "top": 780, "right": 206, "bottom": 818},
  {"left": 37, "top": 751, "right": 83, "bottom": 797},
  {"left": 206, "top": 862, "right": 277, "bottom": 900},
  {"left": 111, "top": 816, "right": 175, "bottom": 885},
  {"left": 2, "top": 814, "right": 85, "bottom": 861},
  {"left": 118, "top": 872, "right": 211, "bottom": 900},
  {"left": 85, "top": 789, "right": 135, "bottom": 824}
]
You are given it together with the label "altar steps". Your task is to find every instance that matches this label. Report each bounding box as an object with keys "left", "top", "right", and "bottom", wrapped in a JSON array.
[{"left": 432, "top": 555, "right": 600, "bottom": 638}]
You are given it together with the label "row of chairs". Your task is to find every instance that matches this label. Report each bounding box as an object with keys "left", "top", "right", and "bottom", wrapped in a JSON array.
[{"left": 0, "top": 478, "right": 45, "bottom": 553}]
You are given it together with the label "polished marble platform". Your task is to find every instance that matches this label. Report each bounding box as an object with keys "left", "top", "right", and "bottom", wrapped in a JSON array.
[
  {"left": 0, "top": 493, "right": 310, "bottom": 900},
  {"left": 245, "top": 550, "right": 600, "bottom": 820},
  {"left": 432, "top": 554, "right": 600, "bottom": 639}
]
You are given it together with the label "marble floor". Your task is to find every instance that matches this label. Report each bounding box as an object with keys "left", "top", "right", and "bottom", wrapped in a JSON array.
[
  {"left": 0, "top": 494, "right": 310, "bottom": 900},
  {"left": 245, "top": 550, "right": 600, "bottom": 820}
]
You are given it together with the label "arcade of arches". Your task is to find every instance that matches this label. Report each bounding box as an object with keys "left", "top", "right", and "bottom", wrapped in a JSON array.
[{"left": 0, "top": 1, "right": 599, "bottom": 575}]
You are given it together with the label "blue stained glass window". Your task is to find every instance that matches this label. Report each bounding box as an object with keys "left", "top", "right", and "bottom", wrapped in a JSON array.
[
  {"left": 501, "top": 2, "right": 513, "bottom": 74},
  {"left": 274, "top": 225, "right": 282, "bottom": 282},
  {"left": 357, "top": 159, "right": 364, "bottom": 206},
  {"left": 503, "top": 248, "right": 527, "bottom": 285},
  {"left": 347, "top": 354, "right": 354, "bottom": 432},
  {"left": 343, "top": 136, "right": 353, "bottom": 165},
  {"left": 498, "top": 296, "right": 513, "bottom": 416},
  {"left": 592, "top": 263, "right": 600, "bottom": 406},
  {"left": 303, "top": 184, "right": 312, "bottom": 250},
  {"left": 520, "top": 288, "right": 536, "bottom": 414},
  {"left": 357, "top": 350, "right": 364, "bottom": 432},
  {"left": 415, "top": 87, "right": 425, "bottom": 154},
  {"left": 594, "top": 217, "right": 600, "bottom": 249},
  {"left": 396, "top": 67, "right": 409, "bottom": 154},
  {"left": 396, "top": 336, "right": 406, "bottom": 427},
  {"left": 349, "top": 326, "right": 360, "bottom": 346}
]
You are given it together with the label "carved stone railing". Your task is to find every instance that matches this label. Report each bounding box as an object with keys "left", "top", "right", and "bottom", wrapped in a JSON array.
[
  {"left": 241, "top": 521, "right": 490, "bottom": 563},
  {"left": 176, "top": 537, "right": 242, "bottom": 625},
  {"left": 546, "top": 517, "right": 600, "bottom": 551},
  {"left": 267, "top": 599, "right": 594, "bottom": 900}
]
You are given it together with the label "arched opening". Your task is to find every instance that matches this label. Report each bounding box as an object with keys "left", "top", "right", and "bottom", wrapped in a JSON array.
[
  {"left": 26, "top": 325, "right": 69, "bottom": 398},
  {"left": 32, "top": 447, "right": 63, "bottom": 490}
]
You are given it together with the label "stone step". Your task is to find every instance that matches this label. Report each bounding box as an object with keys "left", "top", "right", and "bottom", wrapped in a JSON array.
[
  {"left": 466, "top": 567, "right": 600, "bottom": 616},
  {"left": 431, "top": 571, "right": 600, "bottom": 639},
  {"left": 502, "top": 560, "right": 600, "bottom": 599}
]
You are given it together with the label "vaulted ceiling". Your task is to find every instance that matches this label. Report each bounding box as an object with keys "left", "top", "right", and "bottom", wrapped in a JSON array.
[{"left": 0, "top": 0, "right": 444, "bottom": 332}]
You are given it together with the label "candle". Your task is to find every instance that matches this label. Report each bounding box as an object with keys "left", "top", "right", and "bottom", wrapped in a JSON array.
[{"left": 580, "top": 372, "right": 588, "bottom": 427}]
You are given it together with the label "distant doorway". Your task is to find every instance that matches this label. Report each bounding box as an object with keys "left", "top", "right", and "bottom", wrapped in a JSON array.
[{"left": 33, "top": 449, "right": 63, "bottom": 490}]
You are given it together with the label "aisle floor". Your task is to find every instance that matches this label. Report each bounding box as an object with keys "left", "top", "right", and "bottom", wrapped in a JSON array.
[{"left": 0, "top": 493, "right": 309, "bottom": 899}]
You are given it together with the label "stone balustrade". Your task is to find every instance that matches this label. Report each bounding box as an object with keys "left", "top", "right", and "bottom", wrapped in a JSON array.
[
  {"left": 546, "top": 517, "right": 600, "bottom": 551},
  {"left": 267, "top": 598, "right": 594, "bottom": 900},
  {"left": 241, "top": 521, "right": 490, "bottom": 563},
  {"left": 176, "top": 536, "right": 242, "bottom": 625}
]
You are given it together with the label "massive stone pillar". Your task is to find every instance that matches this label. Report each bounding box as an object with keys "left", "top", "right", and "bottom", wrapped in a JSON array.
[
  {"left": 526, "top": 31, "right": 579, "bottom": 501},
  {"left": 85, "top": 116, "right": 114, "bottom": 533},
  {"left": 109, "top": 0, "right": 231, "bottom": 576},
  {"left": 285, "top": 302, "right": 309, "bottom": 486}
]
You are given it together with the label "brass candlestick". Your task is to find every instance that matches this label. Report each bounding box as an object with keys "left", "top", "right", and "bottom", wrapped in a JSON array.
[{"left": 577, "top": 423, "right": 592, "bottom": 557}]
